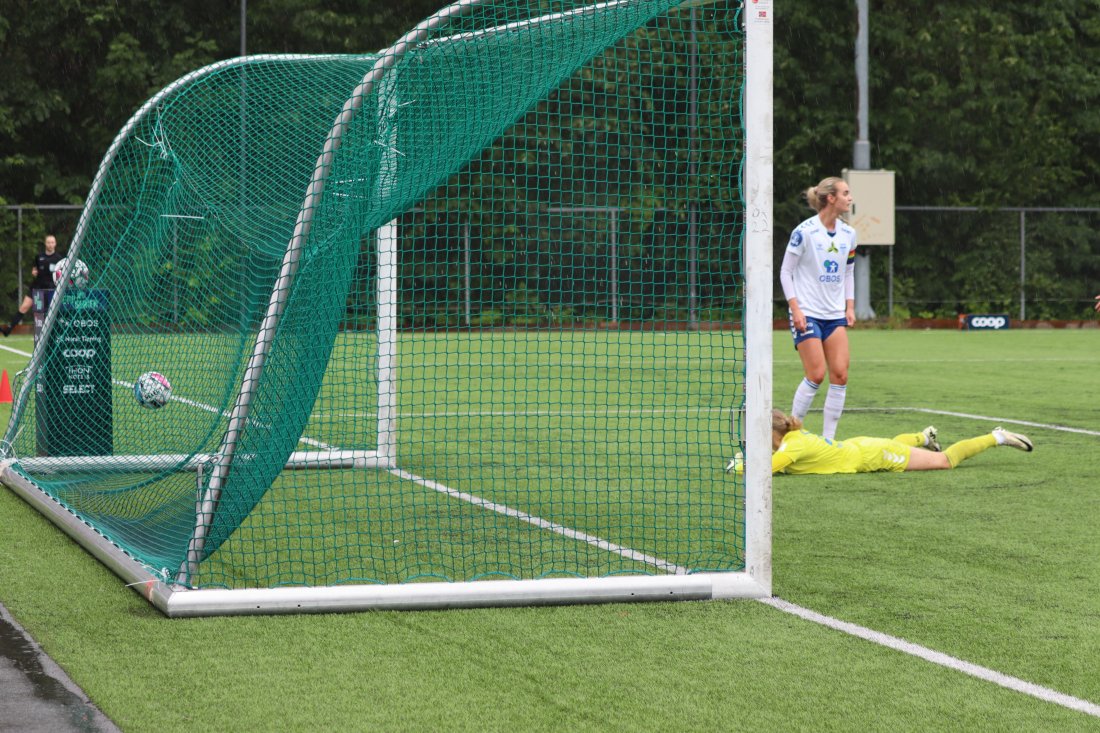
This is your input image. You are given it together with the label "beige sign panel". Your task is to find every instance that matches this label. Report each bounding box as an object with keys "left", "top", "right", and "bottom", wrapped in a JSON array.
[{"left": 842, "top": 169, "right": 895, "bottom": 245}]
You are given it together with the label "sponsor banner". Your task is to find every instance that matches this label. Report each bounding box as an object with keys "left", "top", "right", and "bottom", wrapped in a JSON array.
[
  {"left": 959, "top": 313, "right": 1011, "bottom": 331},
  {"left": 35, "top": 289, "right": 113, "bottom": 456}
]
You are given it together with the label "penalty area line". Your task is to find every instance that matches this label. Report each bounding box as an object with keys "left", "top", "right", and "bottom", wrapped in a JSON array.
[
  {"left": 845, "top": 406, "right": 1100, "bottom": 438},
  {"left": 758, "top": 596, "right": 1100, "bottom": 719}
]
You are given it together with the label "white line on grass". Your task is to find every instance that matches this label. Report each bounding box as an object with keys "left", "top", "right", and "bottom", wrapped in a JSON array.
[
  {"left": 844, "top": 406, "right": 1100, "bottom": 438},
  {"left": 775, "top": 356, "right": 1099, "bottom": 365},
  {"left": 384, "top": 455, "right": 1100, "bottom": 719},
  {"left": 320, "top": 406, "right": 726, "bottom": 419},
  {"left": 758, "top": 597, "right": 1100, "bottom": 719},
  {"left": 5, "top": 336, "right": 1095, "bottom": 715},
  {"left": 0, "top": 342, "right": 238, "bottom": 418},
  {"left": 386, "top": 467, "right": 687, "bottom": 575},
  {"left": 0, "top": 344, "right": 31, "bottom": 358},
  {"left": 378, "top": 403, "right": 1099, "bottom": 718},
  {"left": 315, "top": 405, "right": 1100, "bottom": 438}
]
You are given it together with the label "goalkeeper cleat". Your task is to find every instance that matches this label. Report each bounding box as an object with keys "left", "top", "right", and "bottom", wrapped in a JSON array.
[
  {"left": 725, "top": 452, "right": 745, "bottom": 475},
  {"left": 993, "top": 427, "right": 1033, "bottom": 452},
  {"left": 921, "top": 425, "right": 941, "bottom": 452}
]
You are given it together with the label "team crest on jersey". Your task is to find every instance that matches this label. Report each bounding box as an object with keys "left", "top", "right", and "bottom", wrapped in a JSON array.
[{"left": 788, "top": 231, "right": 803, "bottom": 248}]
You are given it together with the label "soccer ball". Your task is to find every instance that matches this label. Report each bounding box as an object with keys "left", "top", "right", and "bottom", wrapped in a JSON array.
[
  {"left": 53, "top": 257, "right": 90, "bottom": 288},
  {"left": 134, "top": 371, "right": 172, "bottom": 409}
]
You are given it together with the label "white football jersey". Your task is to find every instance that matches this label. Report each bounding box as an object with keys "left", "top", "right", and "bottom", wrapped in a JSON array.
[{"left": 784, "top": 214, "right": 857, "bottom": 319}]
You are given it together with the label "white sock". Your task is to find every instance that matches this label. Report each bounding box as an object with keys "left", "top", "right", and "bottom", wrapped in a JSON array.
[
  {"left": 822, "top": 384, "right": 847, "bottom": 440},
  {"left": 791, "top": 378, "right": 820, "bottom": 419}
]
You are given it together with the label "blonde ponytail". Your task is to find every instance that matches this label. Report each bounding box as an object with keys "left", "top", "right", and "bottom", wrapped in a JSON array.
[
  {"left": 771, "top": 408, "right": 802, "bottom": 435},
  {"left": 804, "top": 176, "right": 843, "bottom": 212}
]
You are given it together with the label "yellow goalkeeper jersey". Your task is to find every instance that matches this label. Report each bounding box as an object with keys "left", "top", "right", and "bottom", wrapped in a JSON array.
[{"left": 772, "top": 430, "right": 910, "bottom": 475}]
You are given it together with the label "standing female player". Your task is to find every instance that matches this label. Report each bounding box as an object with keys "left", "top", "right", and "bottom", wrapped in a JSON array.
[{"left": 780, "top": 176, "right": 857, "bottom": 440}]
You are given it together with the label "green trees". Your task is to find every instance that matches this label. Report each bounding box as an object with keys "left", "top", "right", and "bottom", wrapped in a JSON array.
[
  {"left": 0, "top": 0, "right": 444, "bottom": 203},
  {"left": 3, "top": 1, "right": 1099, "bottom": 318},
  {"left": 773, "top": 0, "right": 1100, "bottom": 318}
]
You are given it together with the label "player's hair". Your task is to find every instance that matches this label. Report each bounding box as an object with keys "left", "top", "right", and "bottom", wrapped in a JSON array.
[
  {"left": 804, "top": 176, "right": 843, "bottom": 212},
  {"left": 772, "top": 408, "right": 803, "bottom": 435}
]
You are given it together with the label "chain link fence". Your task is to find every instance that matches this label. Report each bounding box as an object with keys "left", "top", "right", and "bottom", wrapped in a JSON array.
[
  {"left": 6, "top": 203, "right": 1100, "bottom": 323},
  {"left": 0, "top": 205, "right": 85, "bottom": 307},
  {"left": 870, "top": 206, "right": 1100, "bottom": 321}
]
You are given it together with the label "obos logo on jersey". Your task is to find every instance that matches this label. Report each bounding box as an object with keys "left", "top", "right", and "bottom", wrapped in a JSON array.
[
  {"left": 963, "top": 314, "right": 1011, "bottom": 330},
  {"left": 819, "top": 259, "right": 841, "bottom": 283}
]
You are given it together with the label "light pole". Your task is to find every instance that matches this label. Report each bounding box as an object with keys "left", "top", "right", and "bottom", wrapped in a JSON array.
[{"left": 852, "top": 0, "right": 875, "bottom": 320}]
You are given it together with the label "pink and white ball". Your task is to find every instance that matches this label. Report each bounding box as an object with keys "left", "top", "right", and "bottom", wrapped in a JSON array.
[
  {"left": 52, "top": 257, "right": 90, "bottom": 288},
  {"left": 134, "top": 371, "right": 172, "bottom": 409}
]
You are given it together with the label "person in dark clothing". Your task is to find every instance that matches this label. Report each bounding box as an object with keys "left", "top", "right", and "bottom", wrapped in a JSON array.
[{"left": 2, "top": 234, "right": 64, "bottom": 336}]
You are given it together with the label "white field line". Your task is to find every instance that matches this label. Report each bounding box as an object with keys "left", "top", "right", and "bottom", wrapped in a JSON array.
[
  {"left": 774, "top": 356, "right": 1099, "bottom": 364},
  {"left": 386, "top": 467, "right": 687, "bottom": 575},
  {"left": 758, "top": 597, "right": 1100, "bottom": 719},
  {"left": 352, "top": 402, "right": 1098, "bottom": 717},
  {"left": 4, "top": 337, "right": 1096, "bottom": 714},
  {"left": 315, "top": 405, "right": 1100, "bottom": 439},
  {"left": 0, "top": 344, "right": 31, "bottom": 358},
  {"left": 318, "top": 406, "right": 725, "bottom": 419},
  {"left": 0, "top": 343, "right": 230, "bottom": 417},
  {"left": 843, "top": 406, "right": 1100, "bottom": 438}
]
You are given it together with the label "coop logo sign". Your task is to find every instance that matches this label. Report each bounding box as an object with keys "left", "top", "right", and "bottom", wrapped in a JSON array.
[{"left": 963, "top": 314, "right": 1010, "bottom": 330}]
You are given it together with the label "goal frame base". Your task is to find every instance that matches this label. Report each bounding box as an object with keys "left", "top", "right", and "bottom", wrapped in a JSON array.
[{"left": 1, "top": 459, "right": 768, "bottom": 617}]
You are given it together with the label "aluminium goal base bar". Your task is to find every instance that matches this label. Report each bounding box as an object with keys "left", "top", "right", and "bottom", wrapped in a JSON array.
[
  {"left": 0, "top": 459, "right": 768, "bottom": 617},
  {"left": 15, "top": 450, "right": 392, "bottom": 474}
]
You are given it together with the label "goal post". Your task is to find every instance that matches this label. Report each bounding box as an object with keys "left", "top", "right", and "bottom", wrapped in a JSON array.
[
  {"left": 0, "top": 0, "right": 771, "bottom": 616},
  {"left": 742, "top": 0, "right": 774, "bottom": 594}
]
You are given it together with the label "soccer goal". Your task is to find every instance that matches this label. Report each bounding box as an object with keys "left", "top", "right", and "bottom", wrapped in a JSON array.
[{"left": 0, "top": 0, "right": 772, "bottom": 616}]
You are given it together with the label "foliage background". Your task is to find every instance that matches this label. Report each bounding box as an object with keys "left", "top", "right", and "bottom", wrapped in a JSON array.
[{"left": 2, "top": 0, "right": 1100, "bottom": 318}]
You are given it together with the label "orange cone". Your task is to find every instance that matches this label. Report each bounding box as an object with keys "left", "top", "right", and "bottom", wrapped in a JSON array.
[{"left": 0, "top": 370, "right": 11, "bottom": 404}]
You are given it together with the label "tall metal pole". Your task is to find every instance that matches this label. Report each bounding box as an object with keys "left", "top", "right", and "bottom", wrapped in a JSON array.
[
  {"left": 1019, "top": 211, "right": 1026, "bottom": 321},
  {"left": 686, "top": 7, "right": 699, "bottom": 330},
  {"left": 853, "top": 0, "right": 875, "bottom": 319},
  {"left": 16, "top": 208, "right": 23, "bottom": 305},
  {"left": 239, "top": 0, "right": 249, "bottom": 329}
]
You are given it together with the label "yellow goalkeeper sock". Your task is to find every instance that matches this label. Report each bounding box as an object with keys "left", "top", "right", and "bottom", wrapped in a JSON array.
[
  {"left": 891, "top": 432, "right": 925, "bottom": 447},
  {"left": 943, "top": 434, "right": 997, "bottom": 468}
]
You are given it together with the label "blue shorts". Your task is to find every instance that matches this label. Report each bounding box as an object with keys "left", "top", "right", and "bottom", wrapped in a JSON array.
[{"left": 790, "top": 315, "right": 848, "bottom": 348}]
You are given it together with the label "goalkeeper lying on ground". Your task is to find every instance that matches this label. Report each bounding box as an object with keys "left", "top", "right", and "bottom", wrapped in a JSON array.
[{"left": 727, "top": 409, "right": 1033, "bottom": 475}]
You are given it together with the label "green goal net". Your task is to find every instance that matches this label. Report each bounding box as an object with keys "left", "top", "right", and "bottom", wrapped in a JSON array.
[{"left": 0, "top": 0, "right": 771, "bottom": 615}]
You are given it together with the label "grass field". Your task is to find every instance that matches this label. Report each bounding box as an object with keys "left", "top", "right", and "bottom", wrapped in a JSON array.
[{"left": 1, "top": 328, "right": 1098, "bottom": 731}]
